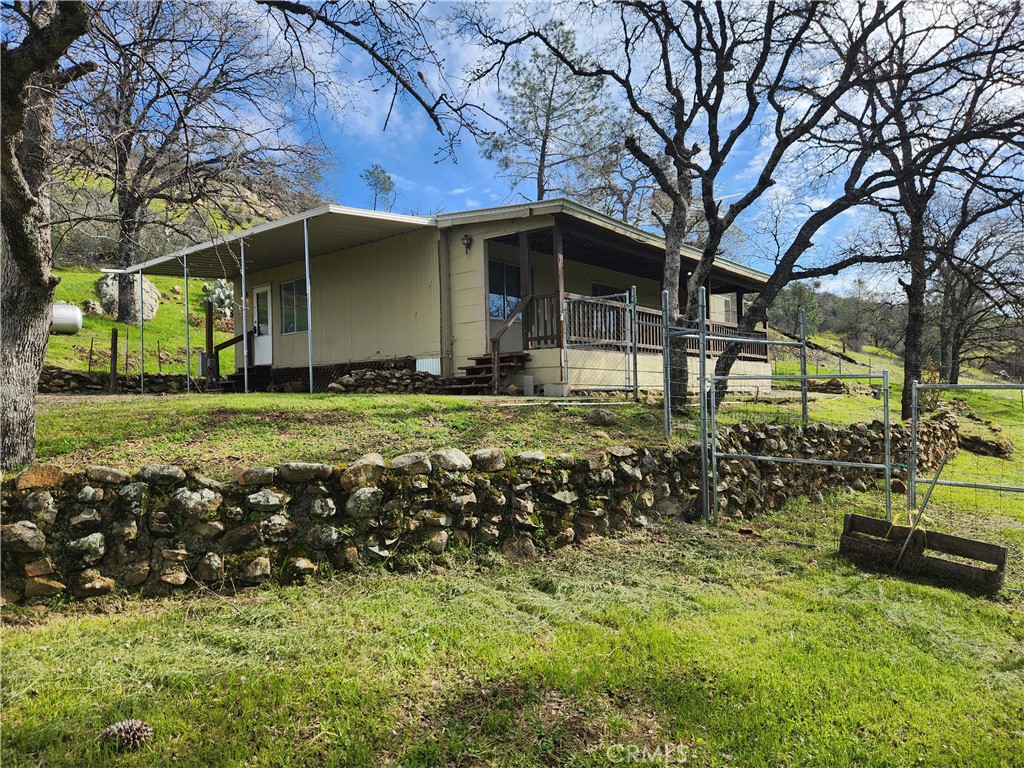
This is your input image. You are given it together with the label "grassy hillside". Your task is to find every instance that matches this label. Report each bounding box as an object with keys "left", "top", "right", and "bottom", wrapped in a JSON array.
[{"left": 46, "top": 266, "right": 235, "bottom": 375}]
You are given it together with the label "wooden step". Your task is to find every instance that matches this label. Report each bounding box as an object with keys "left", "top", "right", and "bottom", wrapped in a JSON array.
[
  {"left": 467, "top": 352, "right": 529, "bottom": 364},
  {"left": 457, "top": 364, "right": 524, "bottom": 374}
]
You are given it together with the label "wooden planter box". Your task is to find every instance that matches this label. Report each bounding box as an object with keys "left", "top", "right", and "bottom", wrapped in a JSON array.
[{"left": 840, "top": 513, "right": 1008, "bottom": 591}]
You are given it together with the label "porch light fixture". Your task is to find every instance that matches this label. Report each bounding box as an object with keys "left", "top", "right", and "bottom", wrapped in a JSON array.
[{"left": 461, "top": 233, "right": 473, "bottom": 252}]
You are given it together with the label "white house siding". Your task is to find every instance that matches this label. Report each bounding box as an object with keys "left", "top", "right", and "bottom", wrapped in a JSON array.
[
  {"left": 523, "top": 348, "right": 771, "bottom": 392},
  {"left": 233, "top": 228, "right": 441, "bottom": 369}
]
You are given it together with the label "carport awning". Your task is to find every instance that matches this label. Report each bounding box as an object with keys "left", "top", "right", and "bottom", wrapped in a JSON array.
[{"left": 118, "top": 205, "right": 435, "bottom": 278}]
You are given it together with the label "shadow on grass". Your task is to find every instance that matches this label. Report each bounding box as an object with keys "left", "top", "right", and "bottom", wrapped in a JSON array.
[{"left": 392, "top": 677, "right": 664, "bottom": 768}]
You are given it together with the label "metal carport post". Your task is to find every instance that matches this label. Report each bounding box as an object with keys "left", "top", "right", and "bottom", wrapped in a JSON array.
[
  {"left": 241, "top": 239, "right": 249, "bottom": 394},
  {"left": 303, "top": 218, "right": 313, "bottom": 393}
]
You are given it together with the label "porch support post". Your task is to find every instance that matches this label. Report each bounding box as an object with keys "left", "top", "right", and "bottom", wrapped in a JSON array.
[
  {"left": 241, "top": 239, "right": 249, "bottom": 394},
  {"left": 518, "top": 231, "right": 532, "bottom": 295},
  {"left": 138, "top": 269, "right": 145, "bottom": 393},
  {"left": 303, "top": 217, "right": 314, "bottom": 394},
  {"left": 736, "top": 290, "right": 744, "bottom": 325},
  {"left": 184, "top": 254, "right": 190, "bottom": 393},
  {"left": 552, "top": 219, "right": 565, "bottom": 381},
  {"left": 519, "top": 231, "right": 532, "bottom": 347}
]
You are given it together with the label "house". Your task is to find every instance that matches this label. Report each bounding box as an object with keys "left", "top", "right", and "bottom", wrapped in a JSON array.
[{"left": 125, "top": 198, "right": 772, "bottom": 393}]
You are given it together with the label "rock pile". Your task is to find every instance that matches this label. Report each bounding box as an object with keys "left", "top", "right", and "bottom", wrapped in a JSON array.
[{"left": 326, "top": 368, "right": 452, "bottom": 394}]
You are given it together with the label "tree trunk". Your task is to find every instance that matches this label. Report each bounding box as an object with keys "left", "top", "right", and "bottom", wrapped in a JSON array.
[
  {"left": 663, "top": 202, "right": 689, "bottom": 409},
  {"left": 1, "top": 249, "right": 55, "bottom": 468},
  {"left": 937, "top": 268, "right": 956, "bottom": 383},
  {"left": 116, "top": 211, "right": 143, "bottom": 323},
  {"left": 950, "top": 326, "right": 964, "bottom": 385},
  {"left": 0, "top": 0, "right": 92, "bottom": 470},
  {"left": 901, "top": 246, "right": 928, "bottom": 419}
]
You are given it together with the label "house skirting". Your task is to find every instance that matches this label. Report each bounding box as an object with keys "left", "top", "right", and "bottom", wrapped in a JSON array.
[{"left": 521, "top": 347, "right": 772, "bottom": 393}]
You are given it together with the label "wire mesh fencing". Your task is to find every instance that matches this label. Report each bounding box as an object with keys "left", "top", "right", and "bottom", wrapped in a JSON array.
[
  {"left": 563, "top": 292, "right": 635, "bottom": 394},
  {"left": 909, "top": 383, "right": 1024, "bottom": 520}
]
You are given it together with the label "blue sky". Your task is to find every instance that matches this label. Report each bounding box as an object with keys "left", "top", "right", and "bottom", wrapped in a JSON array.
[
  {"left": 317, "top": 114, "right": 508, "bottom": 216},
  {"left": 303, "top": 12, "right": 894, "bottom": 299}
]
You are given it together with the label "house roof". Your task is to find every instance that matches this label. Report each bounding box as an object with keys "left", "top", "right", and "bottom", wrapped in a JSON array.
[
  {"left": 119, "top": 204, "right": 434, "bottom": 279},
  {"left": 118, "top": 198, "right": 768, "bottom": 291}
]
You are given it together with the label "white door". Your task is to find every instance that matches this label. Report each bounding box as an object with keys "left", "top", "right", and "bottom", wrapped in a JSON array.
[{"left": 253, "top": 285, "right": 272, "bottom": 366}]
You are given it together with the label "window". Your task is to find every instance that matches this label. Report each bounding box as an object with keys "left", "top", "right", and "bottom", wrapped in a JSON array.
[
  {"left": 711, "top": 293, "right": 738, "bottom": 324},
  {"left": 488, "top": 260, "right": 521, "bottom": 320},
  {"left": 280, "top": 279, "right": 308, "bottom": 334},
  {"left": 592, "top": 282, "right": 626, "bottom": 298}
]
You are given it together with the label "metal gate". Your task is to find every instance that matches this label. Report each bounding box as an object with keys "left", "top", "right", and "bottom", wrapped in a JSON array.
[
  {"left": 563, "top": 289, "right": 638, "bottom": 395},
  {"left": 660, "top": 287, "right": 894, "bottom": 523}
]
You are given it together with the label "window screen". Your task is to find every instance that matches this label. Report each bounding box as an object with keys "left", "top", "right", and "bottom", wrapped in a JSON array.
[
  {"left": 280, "top": 279, "right": 309, "bottom": 334},
  {"left": 488, "top": 260, "right": 522, "bottom": 320}
]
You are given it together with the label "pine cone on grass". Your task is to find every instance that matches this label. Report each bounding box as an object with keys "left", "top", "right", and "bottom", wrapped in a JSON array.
[{"left": 100, "top": 719, "right": 153, "bottom": 751}]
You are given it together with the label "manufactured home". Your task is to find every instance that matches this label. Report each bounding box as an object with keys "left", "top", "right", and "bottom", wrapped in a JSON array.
[{"left": 125, "top": 198, "right": 772, "bottom": 393}]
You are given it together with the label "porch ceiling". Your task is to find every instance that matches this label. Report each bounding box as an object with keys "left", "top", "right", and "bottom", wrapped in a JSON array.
[
  {"left": 120, "top": 206, "right": 434, "bottom": 278},
  {"left": 491, "top": 214, "right": 765, "bottom": 293}
]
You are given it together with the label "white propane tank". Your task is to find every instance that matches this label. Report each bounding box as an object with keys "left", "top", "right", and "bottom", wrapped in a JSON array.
[{"left": 51, "top": 303, "right": 83, "bottom": 335}]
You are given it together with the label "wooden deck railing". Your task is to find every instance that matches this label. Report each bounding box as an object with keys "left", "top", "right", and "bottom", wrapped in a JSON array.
[
  {"left": 210, "top": 329, "right": 254, "bottom": 381},
  {"left": 509, "top": 293, "right": 770, "bottom": 364},
  {"left": 524, "top": 293, "right": 560, "bottom": 348},
  {"left": 564, "top": 294, "right": 629, "bottom": 348}
]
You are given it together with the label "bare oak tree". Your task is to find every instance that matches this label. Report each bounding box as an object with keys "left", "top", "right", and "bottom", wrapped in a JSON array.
[
  {"left": 1, "top": 0, "right": 94, "bottom": 469},
  {"left": 933, "top": 212, "right": 1024, "bottom": 384},
  {"left": 57, "top": 0, "right": 324, "bottom": 323},
  {"left": 257, "top": 0, "right": 471, "bottom": 157},
  {"left": 464, "top": 0, "right": 898, "bottom": 405},
  {"left": 791, "top": 1, "right": 1024, "bottom": 416}
]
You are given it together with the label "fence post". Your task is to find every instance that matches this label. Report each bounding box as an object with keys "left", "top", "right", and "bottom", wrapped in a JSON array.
[
  {"left": 109, "top": 328, "right": 118, "bottom": 393},
  {"left": 139, "top": 270, "right": 145, "bottom": 394},
  {"left": 908, "top": 380, "right": 919, "bottom": 511},
  {"left": 631, "top": 286, "right": 639, "bottom": 402},
  {"left": 661, "top": 290, "right": 671, "bottom": 440},
  {"left": 698, "top": 288, "right": 710, "bottom": 523},
  {"left": 883, "top": 369, "right": 892, "bottom": 522},
  {"left": 710, "top": 372, "right": 720, "bottom": 523},
  {"left": 799, "top": 308, "right": 808, "bottom": 424}
]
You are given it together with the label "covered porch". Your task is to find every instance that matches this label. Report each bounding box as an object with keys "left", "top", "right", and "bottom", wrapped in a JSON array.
[{"left": 476, "top": 213, "right": 769, "bottom": 393}]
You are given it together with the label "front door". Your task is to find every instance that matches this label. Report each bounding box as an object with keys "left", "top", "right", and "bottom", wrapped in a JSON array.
[{"left": 253, "top": 285, "right": 272, "bottom": 366}]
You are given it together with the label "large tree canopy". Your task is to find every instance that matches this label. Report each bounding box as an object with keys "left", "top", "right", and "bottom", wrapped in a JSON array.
[{"left": 56, "top": 0, "right": 325, "bottom": 322}]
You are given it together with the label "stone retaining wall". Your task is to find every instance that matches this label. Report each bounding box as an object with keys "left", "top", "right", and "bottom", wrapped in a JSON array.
[
  {"left": 712, "top": 411, "right": 959, "bottom": 517},
  {"left": 0, "top": 413, "right": 959, "bottom": 605},
  {"left": 37, "top": 365, "right": 449, "bottom": 395},
  {"left": 38, "top": 366, "right": 194, "bottom": 395}
]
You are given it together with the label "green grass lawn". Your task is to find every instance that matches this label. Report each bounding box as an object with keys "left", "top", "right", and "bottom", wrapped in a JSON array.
[
  {"left": 14, "top": 315, "right": 1024, "bottom": 767},
  {"left": 2, "top": 500, "right": 1022, "bottom": 768},
  {"left": 34, "top": 393, "right": 666, "bottom": 480},
  {"left": 47, "top": 266, "right": 235, "bottom": 374}
]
